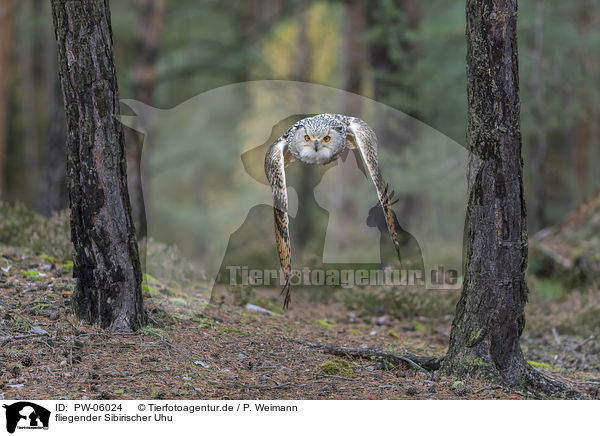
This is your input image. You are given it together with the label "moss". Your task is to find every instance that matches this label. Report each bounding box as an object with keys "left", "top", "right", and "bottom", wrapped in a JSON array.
[
  {"left": 6, "top": 347, "right": 23, "bottom": 357},
  {"left": 143, "top": 273, "right": 158, "bottom": 284},
  {"left": 219, "top": 328, "right": 254, "bottom": 336},
  {"left": 39, "top": 254, "right": 58, "bottom": 264},
  {"left": 528, "top": 360, "right": 553, "bottom": 371},
  {"left": 139, "top": 326, "right": 167, "bottom": 337},
  {"left": 413, "top": 322, "right": 428, "bottom": 333},
  {"left": 11, "top": 316, "right": 31, "bottom": 332},
  {"left": 61, "top": 260, "right": 74, "bottom": 270},
  {"left": 316, "top": 358, "right": 353, "bottom": 376},
  {"left": 249, "top": 298, "right": 283, "bottom": 314},
  {"left": 21, "top": 270, "right": 41, "bottom": 279},
  {"left": 31, "top": 303, "right": 52, "bottom": 313},
  {"left": 467, "top": 328, "right": 486, "bottom": 347},
  {"left": 168, "top": 297, "right": 188, "bottom": 307},
  {"left": 312, "top": 319, "right": 334, "bottom": 329}
]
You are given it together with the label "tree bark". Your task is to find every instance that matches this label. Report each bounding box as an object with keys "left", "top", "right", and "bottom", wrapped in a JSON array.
[
  {"left": 442, "top": 0, "right": 566, "bottom": 393},
  {"left": 51, "top": 0, "right": 144, "bottom": 331},
  {"left": 0, "top": 0, "right": 14, "bottom": 197}
]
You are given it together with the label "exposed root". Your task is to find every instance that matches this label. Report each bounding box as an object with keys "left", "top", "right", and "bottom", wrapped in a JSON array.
[
  {"left": 287, "top": 337, "right": 442, "bottom": 372},
  {"left": 442, "top": 353, "right": 587, "bottom": 399}
]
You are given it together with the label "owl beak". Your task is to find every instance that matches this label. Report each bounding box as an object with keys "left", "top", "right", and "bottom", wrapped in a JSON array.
[{"left": 314, "top": 140, "right": 319, "bottom": 151}]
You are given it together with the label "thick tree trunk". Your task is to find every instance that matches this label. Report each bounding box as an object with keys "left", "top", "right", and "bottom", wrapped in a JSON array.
[
  {"left": 442, "top": 0, "right": 566, "bottom": 393},
  {"left": 0, "top": 0, "right": 14, "bottom": 197},
  {"left": 51, "top": 0, "right": 144, "bottom": 331}
]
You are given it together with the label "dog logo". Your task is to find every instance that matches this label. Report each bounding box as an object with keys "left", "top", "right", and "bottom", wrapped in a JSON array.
[{"left": 2, "top": 402, "right": 50, "bottom": 433}]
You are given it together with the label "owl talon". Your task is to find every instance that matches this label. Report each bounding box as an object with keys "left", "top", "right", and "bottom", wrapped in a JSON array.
[{"left": 280, "top": 279, "right": 291, "bottom": 310}]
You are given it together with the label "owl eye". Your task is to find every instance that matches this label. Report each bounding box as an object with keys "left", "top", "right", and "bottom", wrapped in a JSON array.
[
  {"left": 323, "top": 136, "right": 331, "bottom": 142},
  {"left": 304, "top": 135, "right": 310, "bottom": 141}
]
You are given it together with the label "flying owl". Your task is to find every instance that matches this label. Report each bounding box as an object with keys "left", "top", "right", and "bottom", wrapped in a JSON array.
[{"left": 265, "top": 114, "right": 403, "bottom": 308}]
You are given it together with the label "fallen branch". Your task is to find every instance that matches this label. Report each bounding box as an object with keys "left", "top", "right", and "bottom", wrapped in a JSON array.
[
  {"left": 286, "top": 337, "right": 442, "bottom": 372},
  {"left": 0, "top": 333, "right": 51, "bottom": 347},
  {"left": 574, "top": 335, "right": 595, "bottom": 352}
]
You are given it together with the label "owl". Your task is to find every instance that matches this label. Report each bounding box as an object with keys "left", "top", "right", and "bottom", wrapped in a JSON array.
[{"left": 265, "top": 114, "right": 403, "bottom": 308}]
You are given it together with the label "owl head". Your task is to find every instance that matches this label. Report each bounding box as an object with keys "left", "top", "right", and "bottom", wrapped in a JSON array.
[{"left": 292, "top": 115, "right": 346, "bottom": 165}]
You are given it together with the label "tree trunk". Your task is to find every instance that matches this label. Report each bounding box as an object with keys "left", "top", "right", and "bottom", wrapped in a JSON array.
[
  {"left": 19, "top": 0, "right": 40, "bottom": 204},
  {"left": 39, "top": 80, "right": 67, "bottom": 216},
  {"left": 293, "top": 0, "right": 314, "bottom": 250},
  {"left": 0, "top": 0, "right": 14, "bottom": 197},
  {"left": 366, "top": 0, "right": 421, "bottom": 226},
  {"left": 124, "top": 0, "right": 164, "bottom": 244},
  {"left": 442, "top": 0, "right": 566, "bottom": 394},
  {"left": 572, "top": 3, "right": 596, "bottom": 204},
  {"left": 51, "top": 0, "right": 144, "bottom": 331},
  {"left": 39, "top": 0, "right": 67, "bottom": 216},
  {"left": 528, "top": 0, "right": 548, "bottom": 231},
  {"left": 341, "top": 0, "right": 366, "bottom": 115}
]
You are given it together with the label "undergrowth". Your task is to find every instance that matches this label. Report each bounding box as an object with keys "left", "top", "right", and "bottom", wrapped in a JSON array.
[{"left": 0, "top": 202, "right": 71, "bottom": 260}]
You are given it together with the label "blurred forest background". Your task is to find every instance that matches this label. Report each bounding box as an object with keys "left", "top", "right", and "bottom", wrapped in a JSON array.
[
  {"left": 0, "top": 0, "right": 598, "bottom": 299},
  {"left": 1, "top": 0, "right": 598, "bottom": 228}
]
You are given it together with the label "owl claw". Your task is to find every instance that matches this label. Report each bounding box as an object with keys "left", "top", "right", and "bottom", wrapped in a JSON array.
[{"left": 280, "top": 278, "right": 291, "bottom": 310}]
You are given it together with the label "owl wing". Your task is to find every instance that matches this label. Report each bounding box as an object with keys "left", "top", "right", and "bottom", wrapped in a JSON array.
[
  {"left": 347, "top": 118, "right": 403, "bottom": 265},
  {"left": 265, "top": 137, "right": 296, "bottom": 308}
]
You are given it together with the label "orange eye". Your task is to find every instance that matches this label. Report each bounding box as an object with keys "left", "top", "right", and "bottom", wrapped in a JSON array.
[
  {"left": 323, "top": 136, "right": 331, "bottom": 142},
  {"left": 304, "top": 135, "right": 310, "bottom": 141}
]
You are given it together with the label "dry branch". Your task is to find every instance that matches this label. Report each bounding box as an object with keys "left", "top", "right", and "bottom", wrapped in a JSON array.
[{"left": 286, "top": 337, "right": 441, "bottom": 372}]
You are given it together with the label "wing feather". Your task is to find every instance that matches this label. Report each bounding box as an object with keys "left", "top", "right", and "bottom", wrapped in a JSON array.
[
  {"left": 265, "top": 138, "right": 295, "bottom": 308},
  {"left": 347, "top": 118, "right": 403, "bottom": 265}
]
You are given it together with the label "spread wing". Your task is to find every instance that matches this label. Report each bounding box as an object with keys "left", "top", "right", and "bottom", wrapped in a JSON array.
[
  {"left": 265, "top": 137, "right": 296, "bottom": 308},
  {"left": 347, "top": 118, "right": 403, "bottom": 265}
]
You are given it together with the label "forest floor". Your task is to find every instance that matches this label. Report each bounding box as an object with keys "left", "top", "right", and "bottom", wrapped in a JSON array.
[{"left": 1, "top": 244, "right": 599, "bottom": 400}]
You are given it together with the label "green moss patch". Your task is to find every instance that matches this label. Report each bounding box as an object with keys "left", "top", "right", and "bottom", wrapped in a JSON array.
[{"left": 315, "top": 358, "right": 353, "bottom": 376}]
